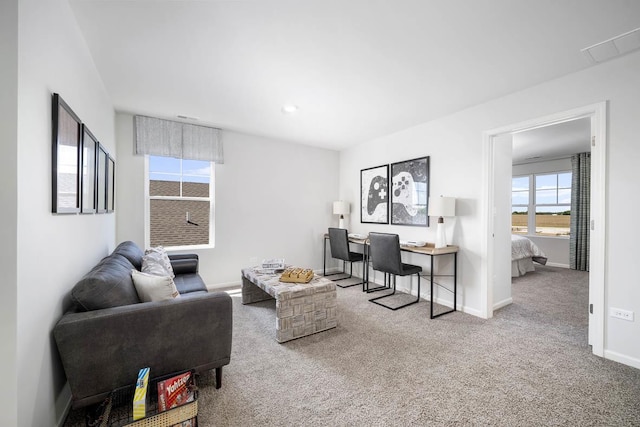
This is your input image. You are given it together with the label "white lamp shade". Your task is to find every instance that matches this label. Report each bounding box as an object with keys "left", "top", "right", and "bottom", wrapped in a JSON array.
[
  {"left": 428, "top": 196, "right": 456, "bottom": 217},
  {"left": 333, "top": 201, "right": 350, "bottom": 215}
]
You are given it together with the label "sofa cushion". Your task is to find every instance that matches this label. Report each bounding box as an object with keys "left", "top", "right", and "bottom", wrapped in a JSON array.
[
  {"left": 173, "top": 273, "right": 207, "bottom": 294},
  {"left": 131, "top": 270, "right": 180, "bottom": 302},
  {"left": 112, "top": 241, "right": 144, "bottom": 270},
  {"left": 71, "top": 255, "right": 141, "bottom": 311}
]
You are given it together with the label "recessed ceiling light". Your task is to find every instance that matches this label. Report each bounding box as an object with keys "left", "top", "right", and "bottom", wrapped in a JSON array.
[{"left": 281, "top": 104, "right": 299, "bottom": 114}]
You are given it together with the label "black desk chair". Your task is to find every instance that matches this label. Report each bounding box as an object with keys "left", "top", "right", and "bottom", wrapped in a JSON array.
[
  {"left": 368, "top": 232, "right": 422, "bottom": 310},
  {"left": 327, "top": 228, "right": 365, "bottom": 288}
]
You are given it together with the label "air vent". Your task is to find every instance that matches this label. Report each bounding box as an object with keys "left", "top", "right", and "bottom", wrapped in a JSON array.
[
  {"left": 582, "top": 27, "right": 640, "bottom": 64},
  {"left": 177, "top": 114, "right": 199, "bottom": 121}
]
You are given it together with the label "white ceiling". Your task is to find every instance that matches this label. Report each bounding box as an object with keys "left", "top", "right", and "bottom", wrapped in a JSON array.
[
  {"left": 69, "top": 0, "right": 640, "bottom": 151},
  {"left": 512, "top": 117, "right": 591, "bottom": 165}
]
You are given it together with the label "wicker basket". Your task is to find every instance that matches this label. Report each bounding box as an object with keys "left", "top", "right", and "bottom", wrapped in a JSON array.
[{"left": 87, "top": 371, "right": 198, "bottom": 427}]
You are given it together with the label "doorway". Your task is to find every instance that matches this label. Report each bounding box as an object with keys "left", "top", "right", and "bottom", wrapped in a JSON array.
[{"left": 481, "top": 102, "right": 607, "bottom": 357}]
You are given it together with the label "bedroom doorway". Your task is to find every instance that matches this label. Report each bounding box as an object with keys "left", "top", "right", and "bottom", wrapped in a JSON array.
[{"left": 482, "top": 102, "right": 607, "bottom": 357}]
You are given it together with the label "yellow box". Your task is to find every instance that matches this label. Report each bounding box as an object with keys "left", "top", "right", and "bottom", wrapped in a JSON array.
[{"left": 132, "top": 367, "right": 150, "bottom": 420}]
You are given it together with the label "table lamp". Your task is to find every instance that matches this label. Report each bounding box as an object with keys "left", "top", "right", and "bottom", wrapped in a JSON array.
[
  {"left": 333, "top": 201, "right": 350, "bottom": 229},
  {"left": 428, "top": 196, "right": 456, "bottom": 248}
]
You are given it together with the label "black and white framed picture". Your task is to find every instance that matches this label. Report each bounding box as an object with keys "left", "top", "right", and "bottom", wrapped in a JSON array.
[
  {"left": 390, "top": 156, "right": 430, "bottom": 226},
  {"left": 52, "top": 93, "right": 82, "bottom": 214},
  {"left": 96, "top": 144, "right": 108, "bottom": 213},
  {"left": 80, "top": 125, "right": 98, "bottom": 214},
  {"left": 107, "top": 156, "right": 115, "bottom": 213},
  {"left": 360, "top": 164, "right": 389, "bottom": 224}
]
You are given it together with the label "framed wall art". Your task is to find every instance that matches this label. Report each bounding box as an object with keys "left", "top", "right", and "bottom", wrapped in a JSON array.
[
  {"left": 360, "top": 164, "right": 389, "bottom": 224},
  {"left": 52, "top": 93, "right": 82, "bottom": 214},
  {"left": 80, "top": 125, "right": 98, "bottom": 214},
  {"left": 390, "top": 156, "right": 430, "bottom": 226},
  {"left": 96, "top": 144, "right": 108, "bottom": 213},
  {"left": 107, "top": 156, "right": 115, "bottom": 213}
]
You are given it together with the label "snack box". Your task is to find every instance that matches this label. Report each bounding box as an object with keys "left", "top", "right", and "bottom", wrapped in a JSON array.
[{"left": 133, "top": 367, "right": 150, "bottom": 420}]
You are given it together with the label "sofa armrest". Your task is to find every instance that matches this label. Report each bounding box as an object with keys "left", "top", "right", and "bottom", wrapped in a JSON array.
[
  {"left": 169, "top": 253, "right": 199, "bottom": 274},
  {"left": 53, "top": 291, "right": 232, "bottom": 408}
]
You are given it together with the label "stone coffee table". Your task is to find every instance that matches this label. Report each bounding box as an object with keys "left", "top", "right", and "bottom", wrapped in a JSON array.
[{"left": 241, "top": 267, "right": 338, "bottom": 343}]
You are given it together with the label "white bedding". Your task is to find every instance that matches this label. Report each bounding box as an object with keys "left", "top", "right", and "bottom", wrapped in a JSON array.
[{"left": 511, "top": 235, "right": 548, "bottom": 277}]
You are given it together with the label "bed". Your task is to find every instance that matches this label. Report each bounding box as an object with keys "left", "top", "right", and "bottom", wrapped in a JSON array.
[{"left": 511, "top": 234, "right": 548, "bottom": 277}]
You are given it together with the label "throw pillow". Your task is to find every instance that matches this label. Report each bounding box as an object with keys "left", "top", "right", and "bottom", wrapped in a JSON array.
[
  {"left": 143, "top": 246, "right": 175, "bottom": 278},
  {"left": 131, "top": 270, "right": 181, "bottom": 302}
]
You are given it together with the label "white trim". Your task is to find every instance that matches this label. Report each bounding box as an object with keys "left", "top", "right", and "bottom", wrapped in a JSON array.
[
  {"left": 604, "top": 350, "right": 640, "bottom": 370},
  {"left": 493, "top": 297, "right": 513, "bottom": 311},
  {"left": 546, "top": 262, "right": 570, "bottom": 269},
  {"left": 483, "top": 102, "right": 607, "bottom": 358}
]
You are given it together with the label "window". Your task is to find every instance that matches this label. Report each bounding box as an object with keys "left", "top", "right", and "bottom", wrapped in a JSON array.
[
  {"left": 511, "top": 176, "right": 530, "bottom": 234},
  {"left": 147, "top": 156, "right": 214, "bottom": 248},
  {"left": 512, "top": 172, "right": 571, "bottom": 237}
]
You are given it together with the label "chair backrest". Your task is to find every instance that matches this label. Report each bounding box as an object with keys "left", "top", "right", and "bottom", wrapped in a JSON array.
[
  {"left": 328, "top": 228, "right": 350, "bottom": 261},
  {"left": 369, "top": 232, "right": 402, "bottom": 275}
]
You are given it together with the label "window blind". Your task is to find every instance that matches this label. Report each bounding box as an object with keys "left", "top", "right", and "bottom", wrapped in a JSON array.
[{"left": 134, "top": 115, "right": 224, "bottom": 163}]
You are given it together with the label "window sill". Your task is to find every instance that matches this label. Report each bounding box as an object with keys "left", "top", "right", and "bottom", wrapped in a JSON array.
[{"left": 164, "top": 244, "right": 215, "bottom": 252}]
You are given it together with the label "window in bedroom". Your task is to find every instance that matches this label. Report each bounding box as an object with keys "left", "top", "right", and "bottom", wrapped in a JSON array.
[
  {"left": 511, "top": 176, "right": 530, "bottom": 234},
  {"left": 534, "top": 172, "right": 571, "bottom": 237},
  {"left": 146, "top": 156, "right": 214, "bottom": 249},
  {"left": 512, "top": 171, "right": 572, "bottom": 238}
]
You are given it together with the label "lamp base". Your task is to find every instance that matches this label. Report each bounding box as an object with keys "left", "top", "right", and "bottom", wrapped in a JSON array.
[
  {"left": 338, "top": 216, "right": 345, "bottom": 229},
  {"left": 434, "top": 218, "right": 447, "bottom": 249}
]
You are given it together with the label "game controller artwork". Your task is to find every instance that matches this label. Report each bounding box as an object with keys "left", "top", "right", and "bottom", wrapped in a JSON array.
[
  {"left": 390, "top": 156, "right": 429, "bottom": 226},
  {"left": 360, "top": 164, "right": 389, "bottom": 224}
]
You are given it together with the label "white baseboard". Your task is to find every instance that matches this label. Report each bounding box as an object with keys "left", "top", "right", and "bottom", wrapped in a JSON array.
[
  {"left": 207, "top": 281, "right": 241, "bottom": 292},
  {"left": 493, "top": 297, "right": 513, "bottom": 311},
  {"left": 604, "top": 349, "right": 640, "bottom": 370},
  {"left": 546, "top": 262, "right": 569, "bottom": 268}
]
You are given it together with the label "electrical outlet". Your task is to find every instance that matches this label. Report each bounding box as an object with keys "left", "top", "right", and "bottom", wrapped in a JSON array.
[{"left": 609, "top": 307, "right": 634, "bottom": 321}]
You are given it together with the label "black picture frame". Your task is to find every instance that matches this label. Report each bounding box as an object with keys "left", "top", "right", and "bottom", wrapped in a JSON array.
[
  {"left": 390, "top": 156, "right": 430, "bottom": 226},
  {"left": 107, "top": 156, "right": 115, "bottom": 213},
  {"left": 96, "top": 144, "right": 108, "bottom": 214},
  {"left": 52, "top": 93, "right": 82, "bottom": 214},
  {"left": 80, "top": 125, "right": 98, "bottom": 214},
  {"left": 360, "top": 164, "right": 389, "bottom": 224}
]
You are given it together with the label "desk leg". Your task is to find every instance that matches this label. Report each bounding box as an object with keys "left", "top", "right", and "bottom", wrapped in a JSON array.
[
  {"left": 430, "top": 252, "right": 457, "bottom": 319},
  {"left": 430, "top": 255, "right": 434, "bottom": 319}
]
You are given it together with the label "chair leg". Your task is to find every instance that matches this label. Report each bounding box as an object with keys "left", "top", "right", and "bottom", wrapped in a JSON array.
[
  {"left": 369, "top": 273, "right": 421, "bottom": 310},
  {"left": 366, "top": 271, "right": 392, "bottom": 293},
  {"left": 336, "top": 261, "right": 364, "bottom": 288}
]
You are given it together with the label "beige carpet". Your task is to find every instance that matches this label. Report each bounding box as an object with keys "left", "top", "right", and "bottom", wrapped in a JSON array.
[{"left": 65, "top": 266, "right": 640, "bottom": 426}]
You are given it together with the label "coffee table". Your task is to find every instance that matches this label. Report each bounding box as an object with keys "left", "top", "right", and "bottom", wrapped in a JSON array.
[{"left": 241, "top": 267, "right": 338, "bottom": 343}]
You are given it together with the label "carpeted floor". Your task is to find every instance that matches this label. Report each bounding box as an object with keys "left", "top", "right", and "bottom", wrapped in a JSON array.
[{"left": 65, "top": 266, "right": 640, "bottom": 426}]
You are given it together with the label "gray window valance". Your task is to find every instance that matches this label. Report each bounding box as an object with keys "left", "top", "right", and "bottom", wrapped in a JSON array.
[{"left": 134, "top": 115, "right": 224, "bottom": 163}]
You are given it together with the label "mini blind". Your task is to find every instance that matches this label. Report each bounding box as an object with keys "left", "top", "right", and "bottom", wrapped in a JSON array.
[{"left": 134, "top": 115, "right": 224, "bottom": 163}]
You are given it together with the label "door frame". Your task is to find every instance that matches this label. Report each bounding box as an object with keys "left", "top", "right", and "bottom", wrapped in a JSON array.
[{"left": 481, "top": 102, "right": 607, "bottom": 357}]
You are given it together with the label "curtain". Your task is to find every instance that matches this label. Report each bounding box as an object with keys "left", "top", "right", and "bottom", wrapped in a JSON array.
[
  {"left": 570, "top": 152, "right": 590, "bottom": 271},
  {"left": 134, "top": 115, "right": 224, "bottom": 163}
]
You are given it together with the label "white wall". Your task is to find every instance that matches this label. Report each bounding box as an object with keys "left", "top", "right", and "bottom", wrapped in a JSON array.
[
  {"left": 16, "top": 0, "right": 116, "bottom": 425},
  {"left": 116, "top": 113, "right": 340, "bottom": 287},
  {"left": 0, "top": 1, "right": 19, "bottom": 424},
  {"left": 340, "top": 50, "right": 640, "bottom": 367},
  {"left": 513, "top": 158, "right": 573, "bottom": 267}
]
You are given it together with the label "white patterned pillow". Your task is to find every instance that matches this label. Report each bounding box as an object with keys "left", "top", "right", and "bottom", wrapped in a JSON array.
[
  {"left": 131, "top": 270, "right": 180, "bottom": 302},
  {"left": 143, "top": 246, "right": 175, "bottom": 278}
]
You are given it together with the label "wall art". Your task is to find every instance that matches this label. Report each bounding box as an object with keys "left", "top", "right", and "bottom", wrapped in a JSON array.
[
  {"left": 360, "top": 164, "right": 389, "bottom": 224},
  {"left": 390, "top": 156, "right": 430, "bottom": 226}
]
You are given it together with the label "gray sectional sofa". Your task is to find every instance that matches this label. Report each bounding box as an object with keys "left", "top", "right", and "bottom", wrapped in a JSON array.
[{"left": 53, "top": 241, "right": 232, "bottom": 409}]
